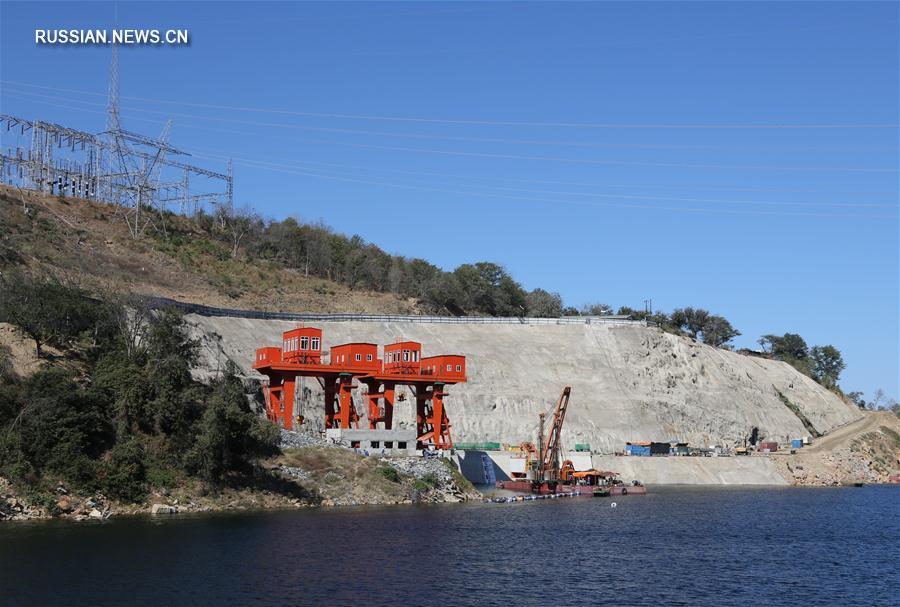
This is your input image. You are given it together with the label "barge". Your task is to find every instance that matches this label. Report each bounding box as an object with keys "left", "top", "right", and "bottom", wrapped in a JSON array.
[{"left": 497, "top": 469, "right": 647, "bottom": 496}]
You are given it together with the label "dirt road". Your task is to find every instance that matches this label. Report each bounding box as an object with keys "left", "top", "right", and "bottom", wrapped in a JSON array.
[
  {"left": 771, "top": 411, "right": 899, "bottom": 485},
  {"left": 802, "top": 411, "right": 895, "bottom": 453}
]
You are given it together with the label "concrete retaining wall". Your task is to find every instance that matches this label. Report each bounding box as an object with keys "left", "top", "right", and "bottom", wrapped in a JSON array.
[
  {"left": 589, "top": 455, "right": 787, "bottom": 485},
  {"left": 454, "top": 450, "right": 787, "bottom": 486}
]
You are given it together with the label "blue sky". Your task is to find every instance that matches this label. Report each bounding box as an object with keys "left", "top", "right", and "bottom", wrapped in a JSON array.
[{"left": 1, "top": 1, "right": 898, "bottom": 400}]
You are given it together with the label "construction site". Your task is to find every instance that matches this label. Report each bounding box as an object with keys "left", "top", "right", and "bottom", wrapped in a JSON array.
[
  {"left": 252, "top": 326, "right": 646, "bottom": 496},
  {"left": 3, "top": 5, "right": 897, "bottom": 607},
  {"left": 0, "top": 47, "right": 895, "bottom": 496},
  {"left": 191, "top": 312, "right": 892, "bottom": 489}
]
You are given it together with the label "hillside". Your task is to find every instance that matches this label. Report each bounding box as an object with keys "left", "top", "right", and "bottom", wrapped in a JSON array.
[
  {"left": 189, "top": 315, "right": 863, "bottom": 452},
  {"left": 2, "top": 184, "right": 895, "bottom": 490},
  {"left": 0, "top": 185, "right": 417, "bottom": 314}
]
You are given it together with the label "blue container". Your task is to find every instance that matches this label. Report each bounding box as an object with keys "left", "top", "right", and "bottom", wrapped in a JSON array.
[
  {"left": 791, "top": 439, "right": 803, "bottom": 449},
  {"left": 626, "top": 444, "right": 651, "bottom": 456}
]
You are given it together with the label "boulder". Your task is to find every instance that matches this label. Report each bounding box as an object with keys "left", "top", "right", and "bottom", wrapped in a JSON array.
[
  {"left": 150, "top": 503, "right": 177, "bottom": 515},
  {"left": 89, "top": 508, "right": 103, "bottom": 519}
]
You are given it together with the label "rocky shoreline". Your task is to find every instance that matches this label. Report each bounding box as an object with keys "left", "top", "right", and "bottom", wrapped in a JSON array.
[
  {"left": 0, "top": 444, "right": 483, "bottom": 522},
  {"left": 772, "top": 425, "right": 900, "bottom": 487}
]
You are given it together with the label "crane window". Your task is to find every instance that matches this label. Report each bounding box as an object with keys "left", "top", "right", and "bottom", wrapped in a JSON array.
[
  {"left": 403, "top": 350, "right": 410, "bottom": 362},
  {"left": 366, "top": 354, "right": 373, "bottom": 361},
  {"left": 311, "top": 337, "right": 320, "bottom": 351},
  {"left": 300, "top": 336, "right": 309, "bottom": 350},
  {"left": 456, "top": 365, "right": 462, "bottom": 372},
  {"left": 412, "top": 350, "right": 419, "bottom": 362},
  {"left": 355, "top": 353, "right": 362, "bottom": 362},
  {"left": 446, "top": 364, "right": 452, "bottom": 372}
]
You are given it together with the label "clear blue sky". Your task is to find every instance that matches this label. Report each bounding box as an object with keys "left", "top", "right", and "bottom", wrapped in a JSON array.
[{"left": 1, "top": 1, "right": 898, "bottom": 401}]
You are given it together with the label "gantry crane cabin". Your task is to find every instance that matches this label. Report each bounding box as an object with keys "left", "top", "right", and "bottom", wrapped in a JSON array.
[{"left": 252, "top": 328, "right": 467, "bottom": 450}]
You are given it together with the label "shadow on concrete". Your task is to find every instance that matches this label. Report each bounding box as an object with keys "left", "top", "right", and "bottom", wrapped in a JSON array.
[{"left": 455, "top": 450, "right": 509, "bottom": 484}]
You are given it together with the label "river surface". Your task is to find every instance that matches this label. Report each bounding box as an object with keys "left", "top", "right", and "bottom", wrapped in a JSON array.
[{"left": 1, "top": 486, "right": 897, "bottom": 606}]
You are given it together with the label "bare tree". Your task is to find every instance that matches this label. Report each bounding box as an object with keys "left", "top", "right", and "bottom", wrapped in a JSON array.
[
  {"left": 111, "top": 293, "right": 152, "bottom": 361},
  {"left": 217, "top": 204, "right": 259, "bottom": 259}
]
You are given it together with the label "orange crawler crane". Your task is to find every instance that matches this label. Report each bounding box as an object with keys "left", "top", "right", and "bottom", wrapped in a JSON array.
[
  {"left": 496, "top": 387, "right": 573, "bottom": 493},
  {"left": 252, "top": 329, "right": 467, "bottom": 450}
]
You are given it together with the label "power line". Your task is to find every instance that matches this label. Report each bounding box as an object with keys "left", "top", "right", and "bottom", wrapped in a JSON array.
[
  {"left": 187, "top": 149, "right": 897, "bottom": 209},
  {"left": 230, "top": 157, "right": 900, "bottom": 198},
  {"left": 8, "top": 92, "right": 898, "bottom": 205},
  {"left": 3, "top": 80, "right": 897, "bottom": 130},
  {"left": 3, "top": 89, "right": 895, "bottom": 173},
  {"left": 4, "top": 85, "right": 896, "bottom": 152},
  {"left": 187, "top": 152, "right": 897, "bottom": 219}
]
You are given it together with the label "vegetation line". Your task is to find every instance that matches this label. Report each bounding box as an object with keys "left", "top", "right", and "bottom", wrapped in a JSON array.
[{"left": 775, "top": 388, "right": 821, "bottom": 438}]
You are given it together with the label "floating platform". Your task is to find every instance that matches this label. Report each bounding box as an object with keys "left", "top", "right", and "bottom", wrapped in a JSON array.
[{"left": 496, "top": 479, "right": 646, "bottom": 496}]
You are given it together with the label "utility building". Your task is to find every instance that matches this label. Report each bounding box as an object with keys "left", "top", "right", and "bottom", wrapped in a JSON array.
[{"left": 281, "top": 327, "right": 322, "bottom": 364}]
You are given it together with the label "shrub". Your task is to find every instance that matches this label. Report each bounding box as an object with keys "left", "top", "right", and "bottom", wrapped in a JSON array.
[
  {"left": 419, "top": 473, "right": 439, "bottom": 488},
  {"left": 376, "top": 465, "right": 401, "bottom": 483},
  {"left": 100, "top": 439, "right": 148, "bottom": 502}
]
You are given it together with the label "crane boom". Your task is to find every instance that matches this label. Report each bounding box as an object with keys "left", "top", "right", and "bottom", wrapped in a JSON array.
[{"left": 538, "top": 386, "right": 571, "bottom": 481}]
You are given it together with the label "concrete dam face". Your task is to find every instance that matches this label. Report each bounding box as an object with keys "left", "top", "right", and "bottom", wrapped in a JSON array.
[{"left": 187, "top": 315, "right": 861, "bottom": 452}]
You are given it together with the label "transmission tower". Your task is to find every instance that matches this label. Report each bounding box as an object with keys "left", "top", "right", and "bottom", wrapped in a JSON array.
[{"left": 1, "top": 45, "right": 234, "bottom": 231}]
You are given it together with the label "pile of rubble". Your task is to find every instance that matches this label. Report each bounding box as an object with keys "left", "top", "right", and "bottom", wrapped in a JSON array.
[
  {"left": 273, "top": 464, "right": 312, "bottom": 481},
  {"left": 279, "top": 428, "right": 333, "bottom": 449},
  {"left": 383, "top": 456, "right": 454, "bottom": 484},
  {"left": 382, "top": 456, "right": 480, "bottom": 503}
]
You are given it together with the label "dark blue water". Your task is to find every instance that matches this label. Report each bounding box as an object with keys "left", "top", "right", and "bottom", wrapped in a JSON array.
[{"left": 1, "top": 486, "right": 897, "bottom": 606}]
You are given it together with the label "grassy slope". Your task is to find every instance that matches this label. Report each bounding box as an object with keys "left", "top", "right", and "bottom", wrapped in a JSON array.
[{"left": 0, "top": 185, "right": 418, "bottom": 314}]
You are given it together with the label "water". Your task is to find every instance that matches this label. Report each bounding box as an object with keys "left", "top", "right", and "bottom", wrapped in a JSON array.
[{"left": 1, "top": 486, "right": 897, "bottom": 606}]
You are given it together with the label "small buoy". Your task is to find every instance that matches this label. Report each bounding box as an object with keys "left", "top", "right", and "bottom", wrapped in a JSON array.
[{"left": 610, "top": 502, "right": 617, "bottom": 508}]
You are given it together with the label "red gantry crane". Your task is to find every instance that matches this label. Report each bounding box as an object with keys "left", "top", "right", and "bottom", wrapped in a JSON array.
[{"left": 252, "top": 328, "right": 467, "bottom": 450}]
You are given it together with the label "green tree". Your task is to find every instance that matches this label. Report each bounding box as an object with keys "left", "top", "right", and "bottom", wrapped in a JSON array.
[
  {"left": 0, "top": 272, "right": 105, "bottom": 357},
  {"left": 762, "top": 333, "right": 809, "bottom": 361},
  {"left": 424, "top": 274, "right": 465, "bottom": 315},
  {"left": 453, "top": 262, "right": 527, "bottom": 316},
  {"left": 700, "top": 315, "right": 741, "bottom": 348},
  {"left": 670, "top": 307, "right": 710, "bottom": 339},
  {"left": 846, "top": 391, "right": 866, "bottom": 409},
  {"left": 810, "top": 345, "right": 845, "bottom": 387},
  {"left": 186, "top": 363, "right": 279, "bottom": 481},
  {"left": 100, "top": 438, "right": 148, "bottom": 502},
  {"left": 6, "top": 368, "right": 114, "bottom": 490},
  {"left": 761, "top": 333, "right": 816, "bottom": 376}
]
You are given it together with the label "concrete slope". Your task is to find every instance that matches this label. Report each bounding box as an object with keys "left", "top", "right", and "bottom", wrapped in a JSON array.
[{"left": 187, "top": 315, "right": 861, "bottom": 452}]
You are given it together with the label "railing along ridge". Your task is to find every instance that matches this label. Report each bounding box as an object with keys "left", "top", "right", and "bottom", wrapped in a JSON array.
[{"left": 139, "top": 295, "right": 646, "bottom": 326}]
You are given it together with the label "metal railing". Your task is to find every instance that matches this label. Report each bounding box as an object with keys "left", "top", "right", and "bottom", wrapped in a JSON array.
[{"left": 140, "top": 295, "right": 646, "bottom": 326}]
